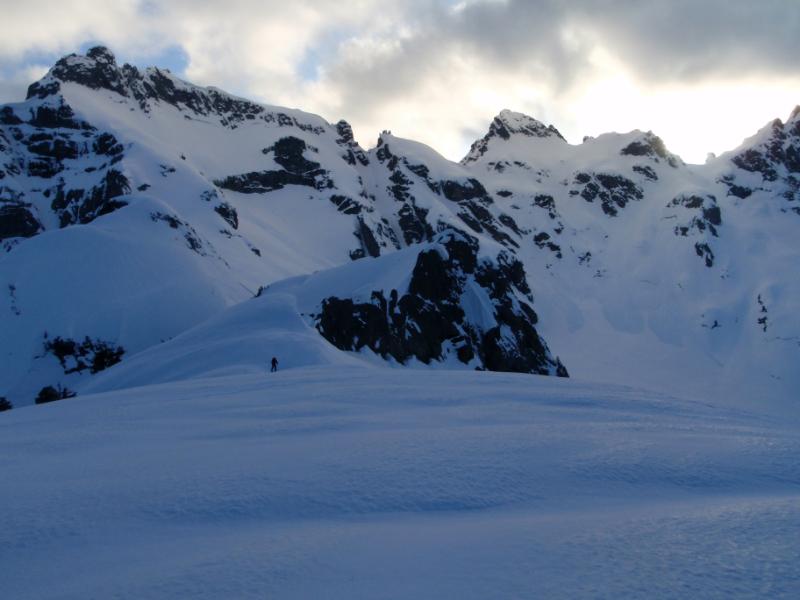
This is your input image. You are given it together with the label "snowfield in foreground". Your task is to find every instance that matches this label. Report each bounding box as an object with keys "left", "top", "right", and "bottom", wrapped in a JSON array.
[{"left": 3, "top": 366, "right": 799, "bottom": 599}]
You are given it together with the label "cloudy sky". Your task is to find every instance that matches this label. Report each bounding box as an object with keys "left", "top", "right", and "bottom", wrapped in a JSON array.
[{"left": 1, "top": 0, "right": 798, "bottom": 163}]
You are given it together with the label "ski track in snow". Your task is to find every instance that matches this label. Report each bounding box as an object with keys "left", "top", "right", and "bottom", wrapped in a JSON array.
[{"left": 2, "top": 366, "right": 799, "bottom": 599}]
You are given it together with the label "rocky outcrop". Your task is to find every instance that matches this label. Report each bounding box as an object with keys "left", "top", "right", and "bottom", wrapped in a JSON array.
[
  {"left": 216, "top": 136, "right": 332, "bottom": 193},
  {"left": 670, "top": 194, "right": 722, "bottom": 237},
  {"left": 315, "top": 228, "right": 568, "bottom": 376},
  {"left": 335, "top": 119, "right": 369, "bottom": 166},
  {"left": 621, "top": 132, "right": 680, "bottom": 168},
  {"left": 0, "top": 201, "right": 42, "bottom": 240},
  {"left": 43, "top": 334, "right": 125, "bottom": 375},
  {"left": 570, "top": 172, "right": 643, "bottom": 216},
  {"left": 721, "top": 108, "right": 800, "bottom": 204},
  {"left": 52, "top": 169, "right": 130, "bottom": 226}
]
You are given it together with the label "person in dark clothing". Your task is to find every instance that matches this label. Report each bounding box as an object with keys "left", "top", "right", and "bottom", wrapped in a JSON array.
[{"left": 270, "top": 356, "right": 278, "bottom": 372}]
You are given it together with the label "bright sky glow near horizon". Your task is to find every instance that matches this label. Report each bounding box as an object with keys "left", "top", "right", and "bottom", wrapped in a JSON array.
[{"left": 1, "top": 0, "right": 798, "bottom": 164}]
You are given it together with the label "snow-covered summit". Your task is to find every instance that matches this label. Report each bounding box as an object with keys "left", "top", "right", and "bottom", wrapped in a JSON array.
[{"left": 462, "top": 109, "right": 565, "bottom": 164}]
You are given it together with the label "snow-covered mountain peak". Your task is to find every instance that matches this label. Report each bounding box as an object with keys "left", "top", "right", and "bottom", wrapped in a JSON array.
[
  {"left": 461, "top": 109, "right": 565, "bottom": 164},
  {"left": 617, "top": 130, "right": 682, "bottom": 168},
  {"left": 711, "top": 106, "right": 800, "bottom": 201},
  {"left": 493, "top": 109, "right": 566, "bottom": 141},
  {"left": 2, "top": 47, "right": 799, "bottom": 410},
  {"left": 27, "top": 45, "right": 128, "bottom": 100}
]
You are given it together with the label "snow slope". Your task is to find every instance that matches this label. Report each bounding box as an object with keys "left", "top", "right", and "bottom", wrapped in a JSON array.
[
  {"left": 85, "top": 229, "right": 565, "bottom": 395},
  {"left": 3, "top": 367, "right": 799, "bottom": 598}
]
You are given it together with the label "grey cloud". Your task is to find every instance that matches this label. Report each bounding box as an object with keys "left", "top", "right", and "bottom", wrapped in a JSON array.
[
  {"left": 573, "top": 0, "right": 800, "bottom": 81},
  {"left": 315, "top": 0, "right": 800, "bottom": 119}
]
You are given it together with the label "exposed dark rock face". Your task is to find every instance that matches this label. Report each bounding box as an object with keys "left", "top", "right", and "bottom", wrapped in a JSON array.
[
  {"left": 26, "top": 133, "right": 80, "bottom": 161},
  {"left": 440, "top": 179, "right": 519, "bottom": 248},
  {"left": 375, "top": 137, "right": 521, "bottom": 248},
  {"left": 35, "top": 46, "right": 127, "bottom": 97},
  {"left": 374, "top": 142, "right": 435, "bottom": 245},
  {"left": 733, "top": 149, "right": 779, "bottom": 182},
  {"left": 216, "top": 136, "right": 332, "bottom": 193},
  {"left": 694, "top": 242, "right": 715, "bottom": 268},
  {"left": 0, "top": 201, "right": 42, "bottom": 240},
  {"left": 350, "top": 216, "right": 381, "bottom": 260},
  {"left": 570, "top": 172, "right": 643, "bottom": 216},
  {"left": 723, "top": 111, "right": 800, "bottom": 203},
  {"left": 27, "top": 157, "right": 63, "bottom": 178},
  {"left": 720, "top": 175, "right": 753, "bottom": 199},
  {"left": 315, "top": 228, "right": 567, "bottom": 376},
  {"left": 731, "top": 118, "right": 800, "bottom": 181},
  {"left": 397, "top": 202, "right": 434, "bottom": 245},
  {"left": 668, "top": 194, "right": 722, "bottom": 267},
  {"left": 670, "top": 194, "right": 722, "bottom": 237},
  {"left": 0, "top": 106, "right": 22, "bottom": 125},
  {"left": 35, "top": 384, "right": 76, "bottom": 404},
  {"left": 335, "top": 119, "right": 369, "bottom": 166},
  {"left": 632, "top": 165, "right": 658, "bottom": 181},
  {"left": 267, "top": 136, "right": 319, "bottom": 173},
  {"left": 440, "top": 178, "right": 489, "bottom": 202},
  {"left": 0, "top": 79, "right": 133, "bottom": 240},
  {"left": 214, "top": 202, "right": 238, "bottom": 229},
  {"left": 150, "top": 211, "right": 206, "bottom": 254},
  {"left": 620, "top": 132, "right": 679, "bottom": 167},
  {"left": 329, "top": 194, "right": 362, "bottom": 215},
  {"left": 215, "top": 169, "right": 325, "bottom": 194},
  {"left": 533, "top": 231, "right": 562, "bottom": 258},
  {"left": 43, "top": 335, "right": 125, "bottom": 375},
  {"left": 30, "top": 101, "right": 94, "bottom": 130},
  {"left": 93, "top": 132, "right": 124, "bottom": 157},
  {"left": 530, "top": 195, "right": 550, "bottom": 211},
  {"left": 53, "top": 169, "right": 130, "bottom": 227},
  {"left": 757, "top": 294, "right": 769, "bottom": 332}
]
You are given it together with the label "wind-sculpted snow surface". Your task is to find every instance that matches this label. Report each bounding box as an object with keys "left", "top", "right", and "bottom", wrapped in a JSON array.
[
  {"left": 1, "top": 46, "right": 799, "bottom": 407},
  {"left": 2, "top": 367, "right": 800, "bottom": 598}
]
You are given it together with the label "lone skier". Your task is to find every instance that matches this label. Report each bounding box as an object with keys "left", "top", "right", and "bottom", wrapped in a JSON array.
[{"left": 270, "top": 356, "right": 278, "bottom": 373}]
